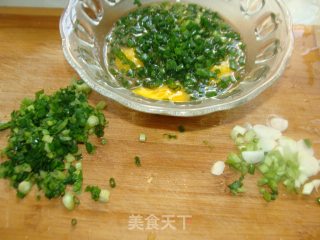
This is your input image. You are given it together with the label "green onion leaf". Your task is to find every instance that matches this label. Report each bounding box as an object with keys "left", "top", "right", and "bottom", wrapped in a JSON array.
[
  {"left": 85, "top": 185, "right": 101, "bottom": 201},
  {"left": 135, "top": 156, "right": 141, "bottom": 167},
  {"left": 109, "top": 178, "right": 116, "bottom": 188},
  {"left": 228, "top": 176, "right": 245, "bottom": 195}
]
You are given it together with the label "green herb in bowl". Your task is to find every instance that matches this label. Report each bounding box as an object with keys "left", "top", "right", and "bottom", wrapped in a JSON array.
[{"left": 107, "top": 2, "right": 246, "bottom": 102}]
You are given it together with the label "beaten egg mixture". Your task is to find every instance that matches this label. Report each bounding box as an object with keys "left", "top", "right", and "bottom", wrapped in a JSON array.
[{"left": 115, "top": 48, "right": 234, "bottom": 102}]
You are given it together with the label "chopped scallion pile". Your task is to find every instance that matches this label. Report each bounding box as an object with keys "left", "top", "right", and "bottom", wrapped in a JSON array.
[
  {"left": 0, "top": 80, "right": 107, "bottom": 209},
  {"left": 221, "top": 119, "right": 320, "bottom": 202}
]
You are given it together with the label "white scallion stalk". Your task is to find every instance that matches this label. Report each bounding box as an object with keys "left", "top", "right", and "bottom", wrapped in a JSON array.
[
  {"left": 302, "top": 182, "right": 314, "bottom": 195},
  {"left": 242, "top": 150, "right": 265, "bottom": 164},
  {"left": 298, "top": 151, "right": 319, "bottom": 178},
  {"left": 231, "top": 125, "right": 247, "bottom": 140},
  {"left": 258, "top": 138, "right": 277, "bottom": 152},
  {"left": 295, "top": 174, "right": 308, "bottom": 188},
  {"left": 87, "top": 115, "right": 99, "bottom": 128},
  {"left": 18, "top": 181, "right": 32, "bottom": 195},
  {"left": 267, "top": 115, "right": 288, "bottom": 132},
  {"left": 302, "top": 180, "right": 320, "bottom": 195},
  {"left": 278, "top": 136, "right": 298, "bottom": 155},
  {"left": 62, "top": 192, "right": 75, "bottom": 210},
  {"left": 99, "top": 189, "right": 110, "bottom": 203},
  {"left": 139, "top": 133, "right": 147, "bottom": 142},
  {"left": 211, "top": 161, "right": 225, "bottom": 176},
  {"left": 253, "top": 124, "right": 282, "bottom": 141}
]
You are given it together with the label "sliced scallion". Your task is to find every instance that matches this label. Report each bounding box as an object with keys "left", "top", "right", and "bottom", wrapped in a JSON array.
[
  {"left": 71, "top": 218, "right": 77, "bottom": 226},
  {"left": 139, "top": 133, "right": 147, "bottom": 142},
  {"left": 109, "top": 178, "right": 116, "bottom": 188},
  {"left": 135, "top": 156, "right": 141, "bottom": 167}
]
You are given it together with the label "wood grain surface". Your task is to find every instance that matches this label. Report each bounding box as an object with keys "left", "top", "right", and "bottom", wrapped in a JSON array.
[{"left": 0, "top": 12, "right": 319, "bottom": 240}]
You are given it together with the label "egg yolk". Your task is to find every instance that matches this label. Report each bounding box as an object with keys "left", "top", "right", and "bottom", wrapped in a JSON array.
[
  {"left": 115, "top": 48, "right": 233, "bottom": 102},
  {"left": 132, "top": 85, "right": 190, "bottom": 102},
  {"left": 115, "top": 48, "right": 144, "bottom": 71},
  {"left": 211, "top": 61, "right": 233, "bottom": 78}
]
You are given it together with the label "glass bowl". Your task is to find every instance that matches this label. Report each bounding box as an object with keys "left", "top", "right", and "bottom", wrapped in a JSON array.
[{"left": 60, "top": 0, "right": 294, "bottom": 117}]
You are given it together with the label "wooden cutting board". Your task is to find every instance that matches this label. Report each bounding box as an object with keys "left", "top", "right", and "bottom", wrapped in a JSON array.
[{"left": 0, "top": 11, "right": 319, "bottom": 240}]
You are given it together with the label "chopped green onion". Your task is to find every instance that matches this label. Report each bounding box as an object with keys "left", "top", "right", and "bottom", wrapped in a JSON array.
[
  {"left": 87, "top": 115, "right": 99, "bottom": 128},
  {"left": 75, "top": 162, "right": 82, "bottom": 170},
  {"left": 248, "top": 164, "right": 255, "bottom": 175},
  {"left": 18, "top": 181, "right": 32, "bottom": 197},
  {"left": 96, "top": 101, "right": 107, "bottom": 110},
  {"left": 163, "top": 133, "right": 177, "bottom": 139},
  {"left": 244, "top": 130, "right": 256, "bottom": 142},
  {"left": 234, "top": 136, "right": 245, "bottom": 146},
  {"left": 109, "top": 178, "right": 116, "bottom": 188},
  {"left": 133, "top": 0, "right": 142, "bottom": 7},
  {"left": 64, "top": 162, "right": 71, "bottom": 170},
  {"left": 226, "top": 152, "right": 248, "bottom": 175},
  {"left": 99, "top": 189, "right": 110, "bottom": 203},
  {"left": 316, "top": 197, "right": 320, "bottom": 205},
  {"left": 65, "top": 153, "right": 76, "bottom": 163},
  {"left": 71, "top": 218, "right": 77, "bottom": 226},
  {"left": 42, "top": 135, "right": 53, "bottom": 143},
  {"left": 110, "top": 3, "right": 245, "bottom": 99},
  {"left": 211, "top": 161, "right": 225, "bottom": 176},
  {"left": 139, "top": 133, "right": 147, "bottom": 142},
  {"left": 223, "top": 121, "right": 320, "bottom": 202},
  {"left": 135, "top": 156, "right": 141, "bottom": 167},
  {"left": 231, "top": 125, "right": 246, "bottom": 141},
  {"left": 0, "top": 81, "right": 107, "bottom": 206},
  {"left": 260, "top": 188, "right": 278, "bottom": 202},
  {"left": 75, "top": 82, "right": 91, "bottom": 94},
  {"left": 228, "top": 176, "right": 244, "bottom": 195},
  {"left": 85, "top": 185, "right": 101, "bottom": 201},
  {"left": 74, "top": 196, "right": 80, "bottom": 206},
  {"left": 203, "top": 140, "right": 215, "bottom": 150},
  {"left": 178, "top": 125, "right": 185, "bottom": 133},
  {"left": 0, "top": 121, "right": 11, "bottom": 131},
  {"left": 85, "top": 142, "right": 95, "bottom": 154},
  {"left": 62, "top": 192, "right": 75, "bottom": 210},
  {"left": 14, "top": 163, "right": 32, "bottom": 173},
  {"left": 101, "top": 138, "right": 107, "bottom": 145},
  {"left": 36, "top": 194, "right": 41, "bottom": 201},
  {"left": 203, "top": 140, "right": 209, "bottom": 145},
  {"left": 304, "top": 139, "right": 312, "bottom": 148}
]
